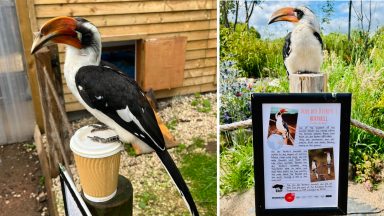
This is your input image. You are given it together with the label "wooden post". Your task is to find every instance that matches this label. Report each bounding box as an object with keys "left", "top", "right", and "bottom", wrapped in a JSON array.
[
  {"left": 289, "top": 73, "right": 327, "bottom": 93},
  {"left": 82, "top": 175, "right": 133, "bottom": 216},
  {"left": 34, "top": 125, "right": 59, "bottom": 216},
  {"left": 14, "top": 0, "right": 44, "bottom": 130}
]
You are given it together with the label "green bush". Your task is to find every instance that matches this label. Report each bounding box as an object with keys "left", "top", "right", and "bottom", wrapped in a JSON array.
[{"left": 220, "top": 24, "right": 286, "bottom": 78}]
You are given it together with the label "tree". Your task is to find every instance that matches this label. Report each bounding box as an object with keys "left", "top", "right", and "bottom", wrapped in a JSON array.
[
  {"left": 244, "top": 1, "right": 260, "bottom": 30},
  {"left": 321, "top": 0, "right": 334, "bottom": 25},
  {"left": 220, "top": 1, "right": 235, "bottom": 28},
  {"left": 233, "top": 1, "right": 240, "bottom": 31},
  {"left": 348, "top": 0, "right": 352, "bottom": 41}
]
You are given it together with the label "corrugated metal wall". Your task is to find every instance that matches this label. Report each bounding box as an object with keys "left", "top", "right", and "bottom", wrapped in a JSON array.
[{"left": 0, "top": 0, "right": 35, "bottom": 144}]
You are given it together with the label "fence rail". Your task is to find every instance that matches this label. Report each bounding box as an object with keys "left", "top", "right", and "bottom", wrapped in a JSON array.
[
  {"left": 220, "top": 118, "right": 384, "bottom": 139},
  {"left": 34, "top": 46, "right": 72, "bottom": 178}
]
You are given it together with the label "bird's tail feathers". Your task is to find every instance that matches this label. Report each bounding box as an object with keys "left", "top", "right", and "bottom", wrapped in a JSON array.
[{"left": 156, "top": 150, "right": 199, "bottom": 216}]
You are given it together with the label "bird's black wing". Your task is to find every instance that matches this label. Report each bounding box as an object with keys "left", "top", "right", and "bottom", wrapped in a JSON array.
[
  {"left": 76, "top": 66, "right": 199, "bottom": 215},
  {"left": 283, "top": 32, "right": 292, "bottom": 77},
  {"left": 75, "top": 65, "right": 165, "bottom": 151},
  {"left": 313, "top": 32, "right": 323, "bottom": 49}
]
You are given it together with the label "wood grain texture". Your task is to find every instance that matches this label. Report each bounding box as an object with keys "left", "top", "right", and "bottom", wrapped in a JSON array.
[
  {"left": 35, "top": 1, "right": 216, "bottom": 17},
  {"left": 35, "top": 0, "right": 185, "bottom": 4},
  {"left": 15, "top": 0, "right": 44, "bottom": 129},
  {"left": 289, "top": 73, "right": 327, "bottom": 93},
  {"left": 37, "top": 10, "right": 216, "bottom": 27},
  {"left": 34, "top": 126, "right": 59, "bottom": 216}
]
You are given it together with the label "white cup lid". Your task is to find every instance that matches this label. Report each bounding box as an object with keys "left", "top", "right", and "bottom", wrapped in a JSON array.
[{"left": 70, "top": 125, "right": 123, "bottom": 158}]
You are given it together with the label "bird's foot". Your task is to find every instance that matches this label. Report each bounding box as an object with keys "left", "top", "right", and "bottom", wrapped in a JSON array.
[
  {"left": 88, "top": 135, "right": 120, "bottom": 143},
  {"left": 89, "top": 124, "right": 110, "bottom": 132}
]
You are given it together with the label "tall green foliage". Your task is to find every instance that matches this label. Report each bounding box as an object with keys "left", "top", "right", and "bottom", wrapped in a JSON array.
[{"left": 220, "top": 24, "right": 285, "bottom": 78}]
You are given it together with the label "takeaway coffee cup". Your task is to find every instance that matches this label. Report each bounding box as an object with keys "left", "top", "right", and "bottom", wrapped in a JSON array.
[{"left": 70, "top": 125, "right": 123, "bottom": 202}]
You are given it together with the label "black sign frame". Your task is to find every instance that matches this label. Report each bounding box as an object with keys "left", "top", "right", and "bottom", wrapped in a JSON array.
[
  {"left": 59, "top": 164, "right": 91, "bottom": 216},
  {"left": 251, "top": 93, "right": 351, "bottom": 216}
]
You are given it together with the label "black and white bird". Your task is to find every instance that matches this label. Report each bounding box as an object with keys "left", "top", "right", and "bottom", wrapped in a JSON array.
[
  {"left": 275, "top": 109, "right": 292, "bottom": 143},
  {"left": 325, "top": 151, "right": 332, "bottom": 175},
  {"left": 311, "top": 160, "right": 319, "bottom": 180},
  {"left": 31, "top": 16, "right": 199, "bottom": 216},
  {"left": 268, "top": 6, "right": 323, "bottom": 77}
]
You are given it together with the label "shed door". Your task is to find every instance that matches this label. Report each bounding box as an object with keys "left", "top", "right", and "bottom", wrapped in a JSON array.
[
  {"left": 0, "top": 0, "right": 35, "bottom": 144},
  {"left": 137, "top": 37, "right": 187, "bottom": 91}
]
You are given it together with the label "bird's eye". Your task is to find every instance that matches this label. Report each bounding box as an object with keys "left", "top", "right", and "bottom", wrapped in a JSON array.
[{"left": 294, "top": 9, "right": 304, "bottom": 19}]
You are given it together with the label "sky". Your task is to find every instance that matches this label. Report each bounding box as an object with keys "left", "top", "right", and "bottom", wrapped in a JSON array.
[{"left": 228, "top": 0, "right": 384, "bottom": 39}]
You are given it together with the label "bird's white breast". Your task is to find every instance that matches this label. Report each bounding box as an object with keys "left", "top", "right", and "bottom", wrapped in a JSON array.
[
  {"left": 285, "top": 25, "right": 323, "bottom": 74},
  {"left": 276, "top": 116, "right": 286, "bottom": 132}
]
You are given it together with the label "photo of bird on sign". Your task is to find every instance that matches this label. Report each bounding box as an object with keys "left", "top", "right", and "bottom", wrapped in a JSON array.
[
  {"left": 267, "top": 107, "right": 298, "bottom": 148},
  {"left": 308, "top": 148, "right": 335, "bottom": 182}
]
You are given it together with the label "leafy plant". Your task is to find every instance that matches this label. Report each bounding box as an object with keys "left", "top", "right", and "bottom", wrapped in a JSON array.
[
  {"left": 123, "top": 142, "right": 136, "bottom": 156},
  {"left": 24, "top": 143, "right": 36, "bottom": 152},
  {"left": 220, "top": 129, "right": 254, "bottom": 195},
  {"left": 166, "top": 118, "right": 178, "bottom": 130},
  {"left": 137, "top": 191, "right": 157, "bottom": 209},
  {"left": 191, "top": 93, "right": 212, "bottom": 113}
]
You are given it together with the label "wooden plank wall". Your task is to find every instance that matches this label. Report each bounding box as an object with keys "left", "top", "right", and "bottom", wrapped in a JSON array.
[{"left": 28, "top": 0, "right": 217, "bottom": 112}]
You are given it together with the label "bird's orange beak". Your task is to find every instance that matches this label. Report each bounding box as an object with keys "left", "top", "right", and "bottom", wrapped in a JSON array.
[
  {"left": 31, "top": 16, "right": 81, "bottom": 54},
  {"left": 280, "top": 108, "right": 287, "bottom": 113},
  {"left": 268, "top": 7, "right": 299, "bottom": 24}
]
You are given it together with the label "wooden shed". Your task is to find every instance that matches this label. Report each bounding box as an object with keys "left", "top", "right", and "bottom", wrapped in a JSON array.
[{"left": 18, "top": 0, "right": 216, "bottom": 126}]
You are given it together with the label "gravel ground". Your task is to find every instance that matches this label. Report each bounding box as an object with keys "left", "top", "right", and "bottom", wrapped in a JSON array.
[
  {"left": 52, "top": 93, "right": 217, "bottom": 215},
  {"left": 0, "top": 143, "right": 48, "bottom": 216}
]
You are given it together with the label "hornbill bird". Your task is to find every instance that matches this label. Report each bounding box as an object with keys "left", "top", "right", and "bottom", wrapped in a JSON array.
[
  {"left": 311, "top": 160, "right": 319, "bottom": 180},
  {"left": 268, "top": 6, "right": 323, "bottom": 77},
  {"left": 325, "top": 151, "right": 332, "bottom": 175},
  {"left": 31, "top": 17, "right": 199, "bottom": 216},
  {"left": 275, "top": 108, "right": 293, "bottom": 144}
]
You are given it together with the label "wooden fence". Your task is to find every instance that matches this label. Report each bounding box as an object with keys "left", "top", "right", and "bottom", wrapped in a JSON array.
[
  {"left": 34, "top": 46, "right": 73, "bottom": 178},
  {"left": 33, "top": 46, "right": 75, "bottom": 216}
]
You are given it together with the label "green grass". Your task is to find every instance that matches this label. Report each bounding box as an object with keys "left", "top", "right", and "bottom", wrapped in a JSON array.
[
  {"left": 24, "top": 143, "right": 36, "bottom": 152},
  {"left": 123, "top": 142, "right": 136, "bottom": 156},
  {"left": 176, "top": 143, "right": 187, "bottom": 153},
  {"left": 191, "top": 137, "right": 205, "bottom": 149},
  {"left": 166, "top": 118, "right": 179, "bottom": 130},
  {"left": 220, "top": 129, "right": 254, "bottom": 195},
  {"left": 180, "top": 152, "right": 217, "bottom": 216},
  {"left": 191, "top": 93, "right": 212, "bottom": 113},
  {"left": 137, "top": 191, "right": 157, "bottom": 209},
  {"left": 39, "top": 176, "right": 45, "bottom": 187}
]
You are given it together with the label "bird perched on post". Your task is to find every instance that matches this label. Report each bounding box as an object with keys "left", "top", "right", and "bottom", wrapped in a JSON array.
[
  {"left": 268, "top": 6, "right": 323, "bottom": 77},
  {"left": 275, "top": 108, "right": 293, "bottom": 144},
  {"left": 31, "top": 16, "right": 199, "bottom": 216}
]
